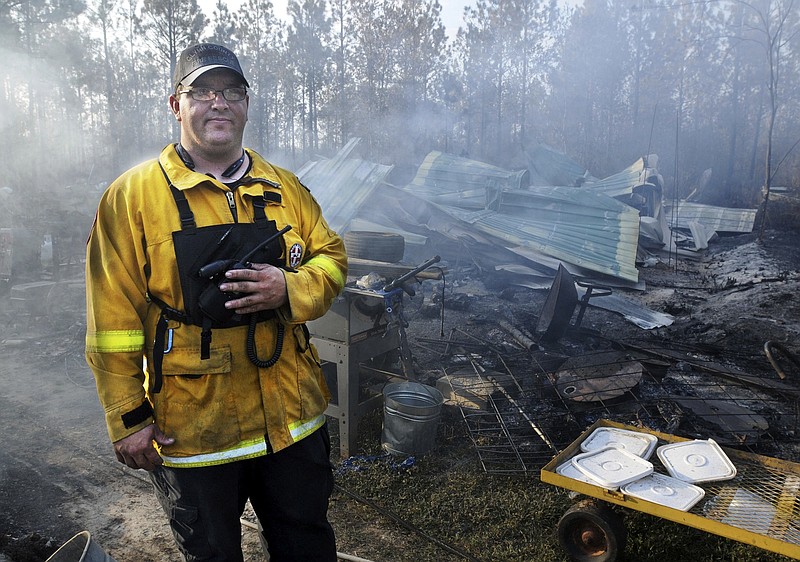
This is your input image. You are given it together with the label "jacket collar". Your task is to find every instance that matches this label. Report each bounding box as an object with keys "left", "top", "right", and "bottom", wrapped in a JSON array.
[{"left": 159, "top": 144, "right": 283, "bottom": 196}]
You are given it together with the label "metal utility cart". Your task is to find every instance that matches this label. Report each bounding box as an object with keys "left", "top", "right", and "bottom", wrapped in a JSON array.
[{"left": 541, "top": 419, "right": 800, "bottom": 561}]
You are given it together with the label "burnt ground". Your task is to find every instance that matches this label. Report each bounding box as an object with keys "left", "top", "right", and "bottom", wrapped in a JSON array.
[{"left": 0, "top": 228, "right": 799, "bottom": 561}]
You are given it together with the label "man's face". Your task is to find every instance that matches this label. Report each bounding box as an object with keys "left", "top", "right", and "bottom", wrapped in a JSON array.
[{"left": 169, "top": 68, "right": 249, "bottom": 157}]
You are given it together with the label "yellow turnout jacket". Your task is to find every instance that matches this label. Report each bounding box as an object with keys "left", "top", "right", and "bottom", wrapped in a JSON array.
[{"left": 85, "top": 145, "right": 347, "bottom": 467}]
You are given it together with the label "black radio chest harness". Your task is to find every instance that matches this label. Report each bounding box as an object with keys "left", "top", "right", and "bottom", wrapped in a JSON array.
[{"left": 149, "top": 164, "right": 288, "bottom": 393}]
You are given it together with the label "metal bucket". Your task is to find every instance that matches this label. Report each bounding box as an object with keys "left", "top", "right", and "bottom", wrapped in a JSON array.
[
  {"left": 381, "top": 381, "right": 444, "bottom": 456},
  {"left": 46, "top": 531, "right": 117, "bottom": 562}
]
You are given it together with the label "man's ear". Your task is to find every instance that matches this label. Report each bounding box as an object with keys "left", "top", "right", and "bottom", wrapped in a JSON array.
[{"left": 169, "top": 94, "right": 181, "bottom": 121}]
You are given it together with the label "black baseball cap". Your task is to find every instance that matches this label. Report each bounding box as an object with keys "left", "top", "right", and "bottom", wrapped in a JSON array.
[{"left": 173, "top": 43, "right": 249, "bottom": 91}]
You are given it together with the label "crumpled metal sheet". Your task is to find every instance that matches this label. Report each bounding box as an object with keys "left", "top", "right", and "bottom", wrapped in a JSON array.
[
  {"left": 584, "top": 154, "right": 663, "bottom": 198},
  {"left": 526, "top": 143, "right": 595, "bottom": 187},
  {"left": 575, "top": 286, "right": 674, "bottom": 329},
  {"left": 404, "top": 183, "right": 641, "bottom": 282},
  {"left": 296, "top": 138, "right": 393, "bottom": 233},
  {"left": 665, "top": 201, "right": 757, "bottom": 234},
  {"left": 407, "top": 151, "right": 529, "bottom": 209}
]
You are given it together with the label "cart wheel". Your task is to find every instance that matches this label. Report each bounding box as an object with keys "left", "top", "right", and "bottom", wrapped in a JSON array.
[{"left": 557, "top": 499, "right": 626, "bottom": 562}]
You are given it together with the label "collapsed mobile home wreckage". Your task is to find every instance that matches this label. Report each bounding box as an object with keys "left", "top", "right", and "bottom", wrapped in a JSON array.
[
  {"left": 299, "top": 139, "right": 794, "bottom": 474},
  {"left": 301, "top": 139, "right": 755, "bottom": 329}
]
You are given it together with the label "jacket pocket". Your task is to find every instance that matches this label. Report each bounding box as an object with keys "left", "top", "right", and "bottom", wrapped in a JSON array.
[
  {"left": 150, "top": 344, "right": 241, "bottom": 454},
  {"left": 160, "top": 345, "right": 232, "bottom": 375}
]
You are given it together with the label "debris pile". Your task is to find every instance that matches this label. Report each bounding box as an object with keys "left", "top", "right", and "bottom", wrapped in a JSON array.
[{"left": 299, "top": 139, "right": 800, "bottom": 472}]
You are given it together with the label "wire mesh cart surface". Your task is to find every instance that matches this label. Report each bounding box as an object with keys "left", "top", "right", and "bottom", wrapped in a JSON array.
[{"left": 541, "top": 419, "right": 800, "bottom": 561}]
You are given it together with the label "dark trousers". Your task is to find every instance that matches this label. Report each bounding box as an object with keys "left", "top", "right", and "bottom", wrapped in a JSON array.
[{"left": 150, "top": 425, "right": 337, "bottom": 562}]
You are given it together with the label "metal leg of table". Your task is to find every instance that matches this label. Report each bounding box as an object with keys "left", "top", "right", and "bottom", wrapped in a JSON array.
[{"left": 313, "top": 332, "right": 400, "bottom": 458}]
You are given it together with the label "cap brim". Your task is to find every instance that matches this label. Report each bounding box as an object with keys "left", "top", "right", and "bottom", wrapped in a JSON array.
[{"left": 180, "top": 65, "right": 249, "bottom": 88}]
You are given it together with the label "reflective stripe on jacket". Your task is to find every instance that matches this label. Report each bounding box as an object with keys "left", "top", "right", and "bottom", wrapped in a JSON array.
[{"left": 85, "top": 145, "right": 347, "bottom": 463}]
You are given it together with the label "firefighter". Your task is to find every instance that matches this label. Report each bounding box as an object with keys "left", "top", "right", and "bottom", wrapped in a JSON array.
[{"left": 85, "top": 43, "right": 346, "bottom": 561}]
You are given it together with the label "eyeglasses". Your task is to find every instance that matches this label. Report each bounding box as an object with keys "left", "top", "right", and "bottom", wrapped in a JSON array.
[{"left": 179, "top": 87, "right": 248, "bottom": 102}]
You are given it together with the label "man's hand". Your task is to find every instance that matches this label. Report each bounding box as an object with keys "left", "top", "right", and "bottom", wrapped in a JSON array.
[
  {"left": 219, "top": 263, "right": 288, "bottom": 314},
  {"left": 113, "top": 424, "right": 175, "bottom": 471}
]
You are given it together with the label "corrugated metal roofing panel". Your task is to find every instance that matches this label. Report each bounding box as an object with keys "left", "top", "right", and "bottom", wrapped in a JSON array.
[
  {"left": 401, "top": 152, "right": 643, "bottom": 283},
  {"left": 296, "top": 138, "right": 393, "bottom": 232},
  {"left": 408, "top": 151, "right": 529, "bottom": 209},
  {"left": 525, "top": 144, "right": 593, "bottom": 187},
  {"left": 435, "top": 186, "right": 641, "bottom": 282},
  {"left": 584, "top": 155, "right": 660, "bottom": 197},
  {"left": 665, "top": 201, "right": 757, "bottom": 233}
]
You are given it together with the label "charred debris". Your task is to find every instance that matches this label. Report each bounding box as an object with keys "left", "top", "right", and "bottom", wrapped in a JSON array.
[{"left": 299, "top": 138, "right": 800, "bottom": 473}]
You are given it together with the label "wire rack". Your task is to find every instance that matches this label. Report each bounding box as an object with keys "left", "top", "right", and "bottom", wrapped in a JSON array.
[
  {"left": 699, "top": 456, "right": 800, "bottom": 545},
  {"left": 422, "top": 328, "right": 800, "bottom": 474}
]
